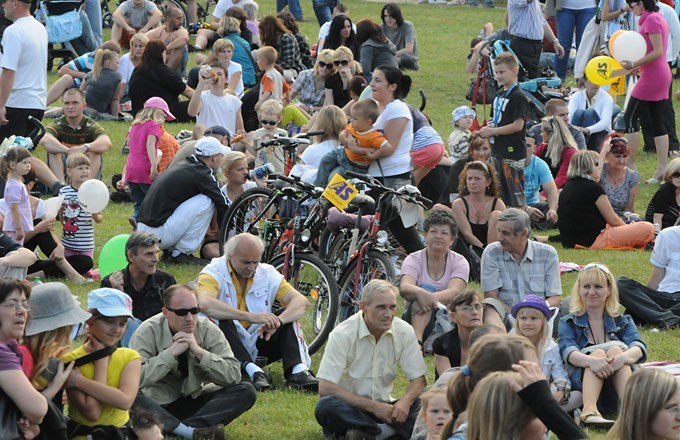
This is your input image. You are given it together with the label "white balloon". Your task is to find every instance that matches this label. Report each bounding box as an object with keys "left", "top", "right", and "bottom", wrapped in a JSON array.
[
  {"left": 77, "top": 179, "right": 110, "bottom": 213},
  {"left": 613, "top": 31, "right": 647, "bottom": 63}
]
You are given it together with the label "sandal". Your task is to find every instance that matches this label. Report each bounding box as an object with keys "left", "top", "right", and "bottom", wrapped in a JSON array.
[{"left": 580, "top": 412, "right": 615, "bottom": 429}]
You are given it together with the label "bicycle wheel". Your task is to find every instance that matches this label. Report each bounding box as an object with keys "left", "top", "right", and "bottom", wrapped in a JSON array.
[
  {"left": 269, "top": 253, "right": 339, "bottom": 355},
  {"left": 218, "top": 187, "right": 278, "bottom": 254},
  {"left": 337, "top": 249, "right": 396, "bottom": 322}
]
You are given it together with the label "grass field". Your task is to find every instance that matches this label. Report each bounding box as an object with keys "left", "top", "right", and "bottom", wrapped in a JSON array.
[{"left": 43, "top": 0, "right": 680, "bottom": 438}]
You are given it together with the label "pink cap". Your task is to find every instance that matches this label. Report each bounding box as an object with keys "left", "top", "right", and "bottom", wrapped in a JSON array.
[{"left": 144, "top": 97, "right": 176, "bottom": 121}]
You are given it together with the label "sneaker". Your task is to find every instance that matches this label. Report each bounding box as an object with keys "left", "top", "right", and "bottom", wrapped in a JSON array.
[
  {"left": 169, "top": 252, "right": 210, "bottom": 266},
  {"left": 286, "top": 370, "right": 319, "bottom": 392},
  {"left": 252, "top": 370, "right": 274, "bottom": 391},
  {"left": 192, "top": 424, "right": 225, "bottom": 440}
]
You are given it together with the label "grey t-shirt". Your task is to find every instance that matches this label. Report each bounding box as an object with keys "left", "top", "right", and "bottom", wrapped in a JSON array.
[
  {"left": 381, "top": 21, "right": 418, "bottom": 58},
  {"left": 117, "top": 0, "right": 158, "bottom": 29},
  {"left": 84, "top": 68, "right": 122, "bottom": 114}
]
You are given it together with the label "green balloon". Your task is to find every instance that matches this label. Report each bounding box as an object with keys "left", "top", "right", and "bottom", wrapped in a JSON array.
[{"left": 98, "top": 234, "right": 130, "bottom": 278}]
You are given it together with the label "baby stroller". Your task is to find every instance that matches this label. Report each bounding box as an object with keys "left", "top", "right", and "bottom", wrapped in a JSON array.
[
  {"left": 37, "top": 0, "right": 94, "bottom": 70},
  {"left": 472, "top": 39, "right": 567, "bottom": 123}
]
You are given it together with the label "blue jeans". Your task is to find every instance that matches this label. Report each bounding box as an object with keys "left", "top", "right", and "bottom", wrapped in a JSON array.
[
  {"left": 128, "top": 182, "right": 151, "bottom": 218},
  {"left": 84, "top": 0, "right": 102, "bottom": 47},
  {"left": 314, "top": 148, "right": 369, "bottom": 187},
  {"left": 276, "top": 0, "right": 303, "bottom": 20},
  {"left": 555, "top": 7, "right": 597, "bottom": 79},
  {"left": 312, "top": 0, "right": 335, "bottom": 26}
]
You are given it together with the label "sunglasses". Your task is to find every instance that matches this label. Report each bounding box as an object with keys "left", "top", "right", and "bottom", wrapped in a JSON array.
[
  {"left": 672, "top": 172, "right": 680, "bottom": 178},
  {"left": 166, "top": 306, "right": 200, "bottom": 316},
  {"left": 333, "top": 60, "right": 350, "bottom": 66},
  {"left": 260, "top": 119, "right": 278, "bottom": 126},
  {"left": 583, "top": 263, "right": 611, "bottom": 274},
  {"left": 318, "top": 61, "right": 333, "bottom": 69}
]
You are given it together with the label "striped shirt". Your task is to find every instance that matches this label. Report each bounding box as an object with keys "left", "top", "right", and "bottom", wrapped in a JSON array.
[
  {"left": 508, "top": 0, "right": 546, "bottom": 41},
  {"left": 59, "top": 185, "right": 95, "bottom": 251}
]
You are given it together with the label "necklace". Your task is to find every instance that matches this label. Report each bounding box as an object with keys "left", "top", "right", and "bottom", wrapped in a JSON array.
[{"left": 467, "top": 196, "right": 490, "bottom": 223}]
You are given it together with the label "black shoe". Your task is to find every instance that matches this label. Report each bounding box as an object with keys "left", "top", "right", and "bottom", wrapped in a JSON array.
[
  {"left": 169, "top": 252, "right": 209, "bottom": 266},
  {"left": 192, "top": 423, "right": 225, "bottom": 440},
  {"left": 252, "top": 371, "right": 273, "bottom": 391},
  {"left": 286, "top": 370, "right": 319, "bottom": 391}
]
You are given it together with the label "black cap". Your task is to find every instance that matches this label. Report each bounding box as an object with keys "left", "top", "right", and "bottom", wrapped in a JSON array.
[{"left": 204, "top": 125, "right": 229, "bottom": 137}]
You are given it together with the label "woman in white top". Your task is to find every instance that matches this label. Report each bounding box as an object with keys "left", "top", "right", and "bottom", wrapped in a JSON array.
[
  {"left": 569, "top": 77, "right": 616, "bottom": 151},
  {"left": 118, "top": 33, "right": 148, "bottom": 102}
]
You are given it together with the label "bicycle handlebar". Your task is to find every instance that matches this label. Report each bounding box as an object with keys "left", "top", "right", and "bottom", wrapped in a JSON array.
[
  {"left": 258, "top": 130, "right": 326, "bottom": 148},
  {"left": 343, "top": 170, "right": 432, "bottom": 208}
]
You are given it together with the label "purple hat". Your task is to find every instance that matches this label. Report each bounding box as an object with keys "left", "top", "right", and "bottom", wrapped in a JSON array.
[
  {"left": 144, "top": 97, "right": 176, "bottom": 121},
  {"left": 510, "top": 295, "right": 551, "bottom": 320}
]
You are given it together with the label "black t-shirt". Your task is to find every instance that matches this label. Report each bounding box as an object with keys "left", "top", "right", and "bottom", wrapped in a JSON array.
[
  {"left": 645, "top": 181, "right": 680, "bottom": 229},
  {"left": 432, "top": 327, "right": 462, "bottom": 378},
  {"left": 490, "top": 84, "right": 528, "bottom": 160},
  {"left": 129, "top": 64, "right": 186, "bottom": 116},
  {"left": 101, "top": 266, "right": 177, "bottom": 321},
  {"left": 557, "top": 177, "right": 607, "bottom": 248},
  {"left": 324, "top": 73, "right": 350, "bottom": 108},
  {"left": 0, "top": 234, "right": 21, "bottom": 257}
]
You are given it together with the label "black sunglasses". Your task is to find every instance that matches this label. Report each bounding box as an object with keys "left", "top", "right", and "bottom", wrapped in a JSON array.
[
  {"left": 333, "top": 60, "right": 350, "bottom": 66},
  {"left": 672, "top": 172, "right": 680, "bottom": 178},
  {"left": 166, "top": 306, "right": 200, "bottom": 316},
  {"left": 318, "top": 61, "right": 333, "bottom": 69},
  {"left": 260, "top": 119, "right": 277, "bottom": 126}
]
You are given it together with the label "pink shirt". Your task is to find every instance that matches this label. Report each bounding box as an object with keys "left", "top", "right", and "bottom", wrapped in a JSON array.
[
  {"left": 125, "top": 120, "right": 162, "bottom": 184},
  {"left": 632, "top": 11, "right": 671, "bottom": 102},
  {"left": 401, "top": 248, "right": 470, "bottom": 291}
]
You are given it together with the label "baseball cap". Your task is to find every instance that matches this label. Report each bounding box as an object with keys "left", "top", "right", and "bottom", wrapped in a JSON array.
[
  {"left": 87, "top": 288, "right": 134, "bottom": 318},
  {"left": 204, "top": 126, "right": 230, "bottom": 137},
  {"left": 510, "top": 294, "right": 552, "bottom": 320},
  {"left": 144, "top": 97, "right": 176, "bottom": 121},
  {"left": 195, "top": 136, "right": 230, "bottom": 157},
  {"left": 452, "top": 106, "right": 476, "bottom": 123}
]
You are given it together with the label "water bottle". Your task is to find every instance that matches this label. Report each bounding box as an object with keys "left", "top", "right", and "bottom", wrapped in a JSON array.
[
  {"left": 33, "top": 277, "right": 42, "bottom": 286},
  {"left": 250, "top": 163, "right": 275, "bottom": 179}
]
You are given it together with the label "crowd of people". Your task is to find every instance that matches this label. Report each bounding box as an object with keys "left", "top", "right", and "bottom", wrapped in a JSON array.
[{"left": 1, "top": 0, "right": 680, "bottom": 438}]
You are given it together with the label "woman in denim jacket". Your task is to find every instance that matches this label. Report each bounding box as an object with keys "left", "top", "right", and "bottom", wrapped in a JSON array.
[{"left": 558, "top": 263, "right": 647, "bottom": 429}]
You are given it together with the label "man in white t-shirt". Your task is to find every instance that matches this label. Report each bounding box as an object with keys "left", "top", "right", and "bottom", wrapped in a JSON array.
[
  {"left": 188, "top": 62, "right": 245, "bottom": 136},
  {"left": 618, "top": 224, "right": 680, "bottom": 329},
  {"left": 0, "top": 0, "right": 47, "bottom": 140}
]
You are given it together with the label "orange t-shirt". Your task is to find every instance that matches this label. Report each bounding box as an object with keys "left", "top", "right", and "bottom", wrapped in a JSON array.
[
  {"left": 345, "top": 125, "right": 388, "bottom": 165},
  {"left": 157, "top": 127, "right": 180, "bottom": 172}
]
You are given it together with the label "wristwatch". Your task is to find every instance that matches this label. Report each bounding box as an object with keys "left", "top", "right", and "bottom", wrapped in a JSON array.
[{"left": 84, "top": 143, "right": 90, "bottom": 151}]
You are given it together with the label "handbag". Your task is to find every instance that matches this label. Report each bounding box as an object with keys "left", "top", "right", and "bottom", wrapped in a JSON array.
[
  {"left": 45, "top": 9, "right": 83, "bottom": 44},
  {"left": 465, "top": 55, "right": 499, "bottom": 105}
]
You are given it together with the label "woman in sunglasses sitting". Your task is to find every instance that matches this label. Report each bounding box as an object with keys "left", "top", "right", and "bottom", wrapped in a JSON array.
[
  {"left": 323, "top": 47, "right": 362, "bottom": 109},
  {"left": 645, "top": 157, "right": 680, "bottom": 230},
  {"left": 597, "top": 135, "right": 643, "bottom": 223},
  {"left": 557, "top": 150, "right": 655, "bottom": 249},
  {"left": 288, "top": 50, "right": 336, "bottom": 115}
]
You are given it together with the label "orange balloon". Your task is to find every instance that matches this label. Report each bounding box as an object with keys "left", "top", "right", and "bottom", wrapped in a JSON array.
[{"left": 608, "top": 30, "right": 626, "bottom": 57}]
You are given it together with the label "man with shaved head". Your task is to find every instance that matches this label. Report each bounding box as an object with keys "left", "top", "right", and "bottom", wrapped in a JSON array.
[{"left": 196, "top": 233, "right": 319, "bottom": 392}]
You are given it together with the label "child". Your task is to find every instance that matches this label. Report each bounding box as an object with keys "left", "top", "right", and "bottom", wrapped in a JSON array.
[
  {"left": 62, "top": 288, "right": 141, "bottom": 439},
  {"left": 123, "top": 97, "right": 175, "bottom": 218},
  {"left": 314, "top": 99, "right": 389, "bottom": 186},
  {"left": 254, "top": 46, "right": 290, "bottom": 111},
  {"left": 2, "top": 147, "right": 33, "bottom": 244},
  {"left": 59, "top": 153, "right": 103, "bottom": 270},
  {"left": 245, "top": 100, "right": 287, "bottom": 175},
  {"left": 81, "top": 48, "right": 123, "bottom": 117},
  {"left": 511, "top": 295, "right": 581, "bottom": 411},
  {"left": 448, "top": 106, "right": 476, "bottom": 163},
  {"left": 478, "top": 52, "right": 528, "bottom": 209},
  {"left": 418, "top": 387, "right": 452, "bottom": 440}
]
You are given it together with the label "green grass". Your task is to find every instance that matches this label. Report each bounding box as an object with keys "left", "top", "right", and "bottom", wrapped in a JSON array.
[{"left": 45, "top": 1, "right": 680, "bottom": 438}]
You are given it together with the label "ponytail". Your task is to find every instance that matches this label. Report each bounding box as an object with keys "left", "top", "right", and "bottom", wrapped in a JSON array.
[
  {"left": 92, "top": 49, "right": 104, "bottom": 81},
  {"left": 376, "top": 65, "right": 411, "bottom": 99}
]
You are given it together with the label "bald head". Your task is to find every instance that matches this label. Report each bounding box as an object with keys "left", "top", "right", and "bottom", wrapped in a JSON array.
[{"left": 225, "top": 233, "right": 264, "bottom": 279}]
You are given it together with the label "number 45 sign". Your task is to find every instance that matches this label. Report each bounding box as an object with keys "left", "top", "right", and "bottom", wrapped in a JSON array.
[{"left": 322, "top": 173, "right": 358, "bottom": 210}]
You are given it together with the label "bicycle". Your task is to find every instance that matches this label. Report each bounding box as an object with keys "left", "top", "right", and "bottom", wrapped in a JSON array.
[
  {"left": 256, "top": 130, "right": 324, "bottom": 177},
  {"left": 334, "top": 171, "right": 432, "bottom": 322}
]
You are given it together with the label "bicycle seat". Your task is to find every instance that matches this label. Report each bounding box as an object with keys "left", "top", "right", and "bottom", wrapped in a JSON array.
[
  {"left": 326, "top": 207, "right": 372, "bottom": 234},
  {"left": 350, "top": 193, "right": 376, "bottom": 211}
]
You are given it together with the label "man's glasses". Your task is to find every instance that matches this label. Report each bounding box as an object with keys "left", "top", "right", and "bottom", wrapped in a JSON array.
[
  {"left": 167, "top": 306, "right": 200, "bottom": 316},
  {"left": 318, "top": 61, "right": 333, "bottom": 69},
  {"left": 260, "top": 120, "right": 278, "bottom": 126},
  {"left": 334, "top": 60, "right": 350, "bottom": 67}
]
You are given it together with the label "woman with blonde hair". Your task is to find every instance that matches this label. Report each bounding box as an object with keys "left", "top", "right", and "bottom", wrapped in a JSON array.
[
  {"left": 557, "top": 150, "right": 655, "bottom": 249},
  {"left": 645, "top": 156, "right": 680, "bottom": 229},
  {"left": 289, "top": 49, "right": 336, "bottom": 113},
  {"left": 451, "top": 160, "right": 506, "bottom": 249},
  {"left": 81, "top": 49, "right": 123, "bottom": 116},
  {"left": 607, "top": 368, "right": 680, "bottom": 440},
  {"left": 119, "top": 33, "right": 148, "bottom": 104},
  {"left": 324, "top": 46, "right": 360, "bottom": 108},
  {"left": 558, "top": 263, "right": 646, "bottom": 429},
  {"left": 534, "top": 116, "right": 578, "bottom": 189},
  {"left": 299, "top": 105, "right": 348, "bottom": 168}
]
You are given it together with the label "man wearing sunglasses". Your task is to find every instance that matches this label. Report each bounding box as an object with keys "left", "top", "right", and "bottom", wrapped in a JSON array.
[
  {"left": 197, "top": 232, "right": 319, "bottom": 392},
  {"left": 617, "top": 219, "right": 680, "bottom": 329},
  {"left": 131, "top": 284, "right": 257, "bottom": 440}
]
